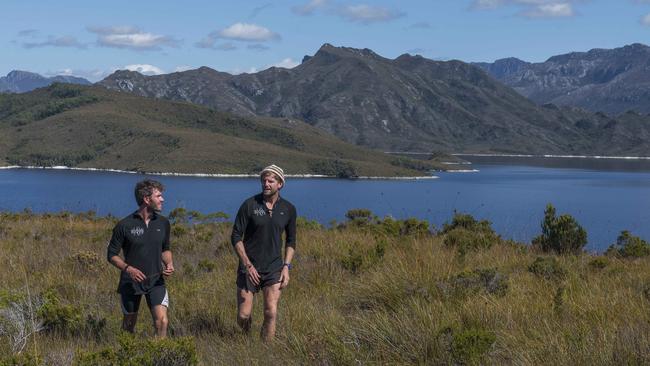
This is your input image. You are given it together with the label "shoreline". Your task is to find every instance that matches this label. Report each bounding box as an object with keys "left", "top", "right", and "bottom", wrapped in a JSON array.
[
  {"left": 452, "top": 153, "right": 650, "bottom": 160},
  {"left": 0, "top": 165, "right": 439, "bottom": 180}
]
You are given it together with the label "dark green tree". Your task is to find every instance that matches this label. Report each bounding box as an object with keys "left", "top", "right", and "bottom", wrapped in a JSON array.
[{"left": 532, "top": 204, "right": 587, "bottom": 254}]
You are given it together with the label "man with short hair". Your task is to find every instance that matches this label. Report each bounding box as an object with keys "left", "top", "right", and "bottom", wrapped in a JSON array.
[
  {"left": 107, "top": 179, "right": 174, "bottom": 337},
  {"left": 231, "top": 164, "right": 296, "bottom": 341}
]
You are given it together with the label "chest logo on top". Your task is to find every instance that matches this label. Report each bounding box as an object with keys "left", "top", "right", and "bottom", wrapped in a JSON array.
[
  {"left": 254, "top": 207, "right": 266, "bottom": 217},
  {"left": 131, "top": 227, "right": 145, "bottom": 236}
]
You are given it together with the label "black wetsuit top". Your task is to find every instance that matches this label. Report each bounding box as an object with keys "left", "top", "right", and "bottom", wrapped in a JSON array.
[
  {"left": 231, "top": 194, "right": 297, "bottom": 274},
  {"left": 107, "top": 211, "right": 170, "bottom": 294}
]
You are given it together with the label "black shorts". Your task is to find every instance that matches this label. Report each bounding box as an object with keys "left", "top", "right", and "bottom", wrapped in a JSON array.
[
  {"left": 237, "top": 268, "right": 282, "bottom": 293},
  {"left": 119, "top": 284, "right": 169, "bottom": 314}
]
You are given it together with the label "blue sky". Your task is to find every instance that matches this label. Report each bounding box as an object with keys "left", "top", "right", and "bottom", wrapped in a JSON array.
[{"left": 2, "top": 0, "right": 650, "bottom": 81}]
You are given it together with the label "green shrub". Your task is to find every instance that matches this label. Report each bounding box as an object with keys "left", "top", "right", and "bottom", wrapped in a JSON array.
[
  {"left": 168, "top": 208, "right": 189, "bottom": 224},
  {"left": 528, "top": 257, "right": 567, "bottom": 281},
  {"left": 345, "top": 209, "right": 374, "bottom": 225},
  {"left": 297, "top": 216, "right": 322, "bottom": 230},
  {"left": 340, "top": 240, "right": 386, "bottom": 274},
  {"left": 588, "top": 256, "right": 610, "bottom": 270},
  {"left": 0, "top": 352, "right": 41, "bottom": 366},
  {"left": 605, "top": 231, "right": 650, "bottom": 258},
  {"left": 443, "top": 228, "right": 498, "bottom": 254},
  {"left": 438, "top": 268, "right": 508, "bottom": 299},
  {"left": 310, "top": 159, "right": 358, "bottom": 178},
  {"left": 74, "top": 333, "right": 198, "bottom": 366},
  {"left": 532, "top": 204, "right": 587, "bottom": 255},
  {"left": 38, "top": 290, "right": 82, "bottom": 335},
  {"left": 440, "top": 213, "right": 500, "bottom": 255},
  {"left": 441, "top": 213, "right": 494, "bottom": 234},
  {"left": 438, "top": 326, "right": 496, "bottom": 365}
]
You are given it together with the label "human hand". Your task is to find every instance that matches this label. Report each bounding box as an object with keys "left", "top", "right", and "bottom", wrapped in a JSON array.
[
  {"left": 126, "top": 266, "right": 146, "bottom": 283},
  {"left": 246, "top": 264, "right": 260, "bottom": 286},
  {"left": 163, "top": 262, "right": 175, "bottom": 276},
  {"left": 279, "top": 266, "right": 290, "bottom": 289}
]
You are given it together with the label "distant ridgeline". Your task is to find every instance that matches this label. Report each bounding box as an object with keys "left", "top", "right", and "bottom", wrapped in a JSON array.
[
  {"left": 0, "top": 83, "right": 443, "bottom": 177},
  {"left": 98, "top": 43, "right": 650, "bottom": 156},
  {"left": 0, "top": 70, "right": 90, "bottom": 93},
  {"left": 474, "top": 43, "right": 650, "bottom": 116}
]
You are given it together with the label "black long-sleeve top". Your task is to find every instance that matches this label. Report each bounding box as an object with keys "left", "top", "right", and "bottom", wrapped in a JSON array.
[{"left": 231, "top": 194, "right": 296, "bottom": 274}]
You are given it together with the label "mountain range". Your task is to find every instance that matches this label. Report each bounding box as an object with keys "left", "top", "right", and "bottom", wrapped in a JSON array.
[
  {"left": 0, "top": 70, "right": 90, "bottom": 93},
  {"left": 98, "top": 43, "right": 650, "bottom": 155},
  {"left": 0, "top": 83, "right": 441, "bottom": 176},
  {"left": 474, "top": 43, "right": 650, "bottom": 115}
]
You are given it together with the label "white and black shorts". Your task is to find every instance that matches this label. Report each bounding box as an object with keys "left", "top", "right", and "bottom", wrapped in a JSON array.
[{"left": 120, "top": 284, "right": 169, "bottom": 314}]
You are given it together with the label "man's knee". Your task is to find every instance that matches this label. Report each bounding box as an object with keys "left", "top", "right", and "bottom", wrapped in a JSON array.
[
  {"left": 154, "top": 314, "right": 168, "bottom": 329},
  {"left": 263, "top": 306, "right": 277, "bottom": 321}
]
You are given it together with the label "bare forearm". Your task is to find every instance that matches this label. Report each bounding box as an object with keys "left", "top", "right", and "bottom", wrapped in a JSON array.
[
  {"left": 284, "top": 246, "right": 295, "bottom": 265},
  {"left": 162, "top": 250, "right": 173, "bottom": 266},
  {"left": 234, "top": 241, "right": 252, "bottom": 266},
  {"left": 109, "top": 255, "right": 128, "bottom": 271}
]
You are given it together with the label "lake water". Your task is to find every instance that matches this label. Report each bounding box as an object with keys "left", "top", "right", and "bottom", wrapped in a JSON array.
[{"left": 1, "top": 156, "right": 649, "bottom": 252}]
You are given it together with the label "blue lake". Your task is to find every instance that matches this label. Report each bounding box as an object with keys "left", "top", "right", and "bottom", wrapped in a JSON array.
[{"left": 1, "top": 156, "right": 649, "bottom": 252}]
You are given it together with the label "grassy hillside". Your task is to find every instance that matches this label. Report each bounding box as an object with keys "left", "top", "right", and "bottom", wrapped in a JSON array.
[
  {"left": 0, "top": 83, "right": 444, "bottom": 177},
  {"left": 0, "top": 210, "right": 648, "bottom": 365}
]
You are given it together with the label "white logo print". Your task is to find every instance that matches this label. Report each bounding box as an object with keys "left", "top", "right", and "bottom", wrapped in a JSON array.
[
  {"left": 131, "top": 227, "right": 145, "bottom": 236},
  {"left": 254, "top": 207, "right": 266, "bottom": 216}
]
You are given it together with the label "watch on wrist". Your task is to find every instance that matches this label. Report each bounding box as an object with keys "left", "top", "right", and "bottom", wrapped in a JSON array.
[{"left": 283, "top": 262, "right": 292, "bottom": 270}]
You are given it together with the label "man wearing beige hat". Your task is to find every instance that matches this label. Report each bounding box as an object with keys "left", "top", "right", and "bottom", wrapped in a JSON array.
[{"left": 231, "top": 164, "right": 296, "bottom": 341}]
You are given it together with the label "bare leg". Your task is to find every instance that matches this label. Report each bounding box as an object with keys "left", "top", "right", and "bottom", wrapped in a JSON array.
[
  {"left": 261, "top": 283, "right": 282, "bottom": 342},
  {"left": 150, "top": 305, "right": 169, "bottom": 338},
  {"left": 237, "top": 287, "right": 254, "bottom": 333},
  {"left": 122, "top": 313, "right": 138, "bottom": 333}
]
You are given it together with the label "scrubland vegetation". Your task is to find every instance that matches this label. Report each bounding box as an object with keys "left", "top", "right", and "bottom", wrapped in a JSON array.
[{"left": 1, "top": 205, "right": 649, "bottom": 365}]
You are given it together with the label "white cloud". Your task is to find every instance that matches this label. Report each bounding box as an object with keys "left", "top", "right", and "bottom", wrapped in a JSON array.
[
  {"left": 217, "top": 23, "right": 280, "bottom": 42},
  {"left": 174, "top": 65, "right": 194, "bottom": 72},
  {"left": 641, "top": 13, "right": 650, "bottom": 26},
  {"left": 216, "top": 42, "right": 238, "bottom": 51},
  {"left": 230, "top": 67, "right": 259, "bottom": 75},
  {"left": 88, "top": 26, "right": 180, "bottom": 50},
  {"left": 22, "top": 35, "right": 87, "bottom": 49},
  {"left": 267, "top": 58, "right": 300, "bottom": 69},
  {"left": 338, "top": 4, "right": 404, "bottom": 24},
  {"left": 248, "top": 43, "right": 270, "bottom": 51},
  {"left": 472, "top": 0, "right": 505, "bottom": 9},
  {"left": 124, "top": 64, "right": 165, "bottom": 75},
  {"left": 196, "top": 23, "right": 279, "bottom": 49},
  {"left": 523, "top": 3, "right": 574, "bottom": 18},
  {"left": 45, "top": 68, "right": 108, "bottom": 82},
  {"left": 292, "top": 0, "right": 328, "bottom": 15},
  {"left": 471, "top": 0, "right": 578, "bottom": 18}
]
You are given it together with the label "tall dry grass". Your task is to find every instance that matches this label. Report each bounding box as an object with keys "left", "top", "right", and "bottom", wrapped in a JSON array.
[{"left": 0, "top": 211, "right": 648, "bottom": 365}]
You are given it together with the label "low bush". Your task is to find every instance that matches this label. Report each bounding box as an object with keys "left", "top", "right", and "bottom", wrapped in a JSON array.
[
  {"left": 438, "top": 325, "right": 496, "bottom": 365},
  {"left": 74, "top": 333, "right": 198, "bottom": 366},
  {"left": 342, "top": 209, "right": 431, "bottom": 237},
  {"left": 528, "top": 257, "right": 567, "bottom": 281},
  {"left": 438, "top": 268, "right": 508, "bottom": 299},
  {"left": 605, "top": 230, "right": 650, "bottom": 258},
  {"left": 441, "top": 213, "right": 500, "bottom": 254},
  {"left": 588, "top": 256, "right": 610, "bottom": 270},
  {"left": 341, "top": 240, "right": 386, "bottom": 274},
  {"left": 37, "top": 290, "right": 82, "bottom": 335}
]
